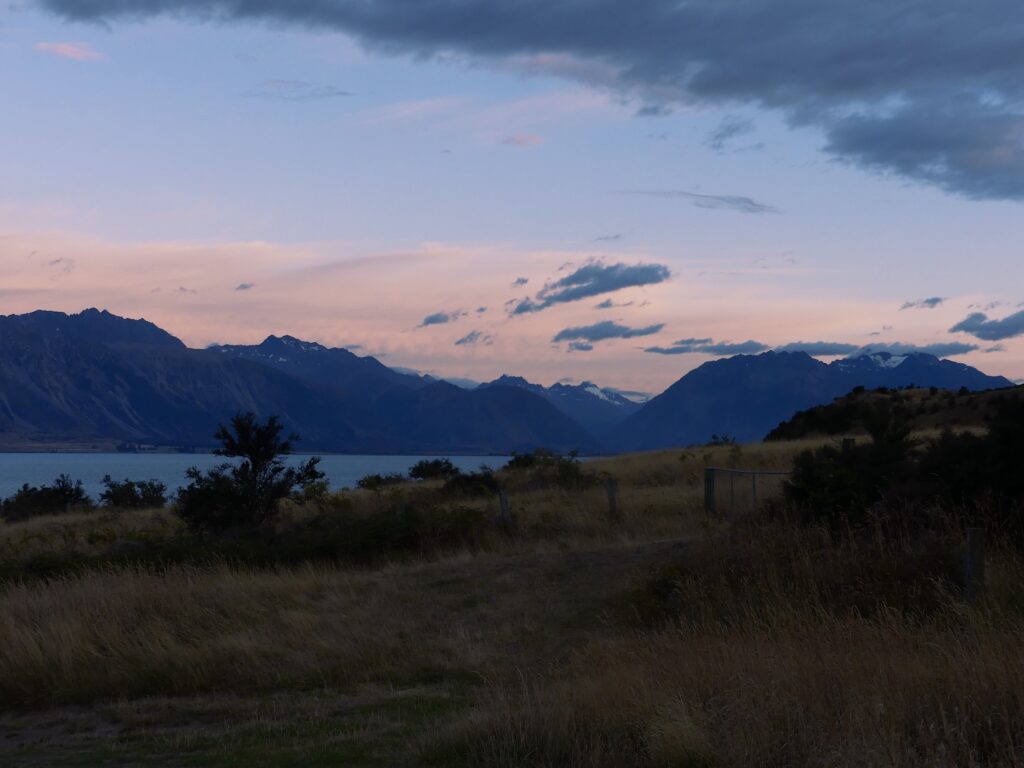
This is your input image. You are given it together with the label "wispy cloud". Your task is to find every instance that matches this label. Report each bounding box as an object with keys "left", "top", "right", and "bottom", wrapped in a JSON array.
[
  {"left": 593, "top": 233, "right": 625, "bottom": 243},
  {"left": 454, "top": 330, "right": 493, "bottom": 346},
  {"left": 501, "top": 133, "right": 543, "bottom": 148},
  {"left": 418, "top": 310, "right": 466, "bottom": 328},
  {"left": 774, "top": 341, "right": 860, "bottom": 356},
  {"left": 511, "top": 260, "right": 670, "bottom": 314},
  {"left": 854, "top": 342, "right": 980, "bottom": 357},
  {"left": 645, "top": 338, "right": 770, "bottom": 356},
  {"left": 243, "top": 80, "right": 350, "bottom": 101},
  {"left": 553, "top": 320, "right": 664, "bottom": 343},
  {"left": 705, "top": 116, "right": 754, "bottom": 151},
  {"left": 235, "top": 282, "right": 255, "bottom": 291},
  {"left": 568, "top": 341, "right": 593, "bottom": 352},
  {"left": 367, "top": 97, "right": 461, "bottom": 124},
  {"left": 625, "top": 189, "right": 777, "bottom": 214},
  {"left": 950, "top": 309, "right": 1024, "bottom": 341},
  {"left": 635, "top": 104, "right": 672, "bottom": 118},
  {"left": 900, "top": 296, "right": 945, "bottom": 310},
  {"left": 35, "top": 41, "right": 104, "bottom": 61},
  {"left": 511, "top": 277, "right": 529, "bottom": 287}
]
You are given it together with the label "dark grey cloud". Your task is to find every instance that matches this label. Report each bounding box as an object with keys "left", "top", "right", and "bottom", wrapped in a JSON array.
[
  {"left": 706, "top": 116, "right": 754, "bottom": 151},
  {"left": 235, "top": 282, "right": 255, "bottom": 291},
  {"left": 512, "top": 260, "right": 670, "bottom": 314},
  {"left": 38, "top": 0, "right": 1024, "bottom": 198},
  {"left": 476, "top": 306, "right": 487, "bottom": 313},
  {"left": 950, "top": 309, "right": 1024, "bottom": 341},
  {"left": 854, "top": 342, "right": 980, "bottom": 357},
  {"left": 243, "top": 80, "right": 350, "bottom": 101},
  {"left": 568, "top": 341, "right": 594, "bottom": 352},
  {"left": 644, "top": 337, "right": 769, "bottom": 356},
  {"left": 511, "top": 277, "right": 529, "bottom": 287},
  {"left": 635, "top": 104, "right": 672, "bottom": 118},
  {"left": 419, "top": 310, "right": 465, "bottom": 328},
  {"left": 594, "top": 298, "right": 634, "bottom": 310},
  {"left": 774, "top": 341, "right": 860, "bottom": 356},
  {"left": 552, "top": 320, "right": 665, "bottom": 343},
  {"left": 625, "top": 189, "right": 777, "bottom": 214},
  {"left": 900, "top": 296, "right": 944, "bottom": 310},
  {"left": 454, "top": 330, "right": 493, "bottom": 346}
]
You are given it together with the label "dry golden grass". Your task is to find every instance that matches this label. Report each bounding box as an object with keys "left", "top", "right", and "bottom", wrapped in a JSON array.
[{"left": 3, "top": 438, "right": 1022, "bottom": 767}]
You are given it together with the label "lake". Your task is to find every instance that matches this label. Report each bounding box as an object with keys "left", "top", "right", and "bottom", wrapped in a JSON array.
[{"left": 0, "top": 453, "right": 510, "bottom": 500}]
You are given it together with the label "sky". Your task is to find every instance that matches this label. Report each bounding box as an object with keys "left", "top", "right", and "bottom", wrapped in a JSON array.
[{"left": 2, "top": 1, "right": 1023, "bottom": 391}]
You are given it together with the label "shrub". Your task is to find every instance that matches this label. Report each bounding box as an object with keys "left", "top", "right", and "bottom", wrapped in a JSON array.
[
  {"left": 502, "top": 449, "right": 593, "bottom": 490},
  {"left": 99, "top": 476, "right": 167, "bottom": 509},
  {"left": 176, "top": 413, "right": 324, "bottom": 534},
  {"left": 409, "top": 458, "right": 459, "bottom": 481},
  {"left": 1, "top": 475, "right": 93, "bottom": 522},
  {"left": 357, "top": 472, "right": 407, "bottom": 491},
  {"left": 442, "top": 470, "right": 500, "bottom": 497}
]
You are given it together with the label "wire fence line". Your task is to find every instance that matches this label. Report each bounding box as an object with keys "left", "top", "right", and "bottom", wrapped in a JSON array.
[{"left": 704, "top": 467, "right": 792, "bottom": 516}]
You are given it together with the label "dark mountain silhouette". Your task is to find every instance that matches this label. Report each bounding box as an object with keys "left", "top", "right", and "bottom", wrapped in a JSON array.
[
  {"left": 0, "top": 311, "right": 595, "bottom": 453},
  {"left": 0, "top": 310, "right": 1013, "bottom": 454},
  {"left": 610, "top": 351, "right": 1014, "bottom": 451},
  {"left": 209, "top": 335, "right": 426, "bottom": 396},
  {"left": 481, "top": 375, "right": 641, "bottom": 435},
  {"left": 12, "top": 308, "right": 185, "bottom": 349}
]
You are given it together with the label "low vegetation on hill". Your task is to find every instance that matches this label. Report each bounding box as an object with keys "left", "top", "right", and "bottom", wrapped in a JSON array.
[
  {"left": 1, "top": 412, "right": 1022, "bottom": 766},
  {"left": 768, "top": 382, "right": 1023, "bottom": 440}
]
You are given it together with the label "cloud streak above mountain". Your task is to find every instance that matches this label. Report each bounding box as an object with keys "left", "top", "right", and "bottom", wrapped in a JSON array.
[
  {"left": 950, "top": 310, "right": 1024, "bottom": 341},
  {"left": 418, "top": 310, "right": 465, "bottom": 328},
  {"left": 36, "top": 0, "right": 1024, "bottom": 199},
  {"left": 553, "top": 320, "right": 665, "bottom": 343},
  {"left": 512, "top": 260, "right": 670, "bottom": 314},
  {"left": 624, "top": 190, "right": 777, "bottom": 214},
  {"left": 645, "top": 338, "right": 770, "bottom": 356},
  {"left": 900, "top": 297, "right": 945, "bottom": 310}
]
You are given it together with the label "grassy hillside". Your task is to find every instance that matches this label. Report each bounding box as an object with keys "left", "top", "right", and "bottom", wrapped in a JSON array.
[
  {"left": 2, "top": 440, "right": 1023, "bottom": 766},
  {"left": 768, "top": 383, "right": 1024, "bottom": 441}
]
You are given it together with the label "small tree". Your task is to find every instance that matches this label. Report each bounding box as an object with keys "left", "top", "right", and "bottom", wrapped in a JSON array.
[
  {"left": 176, "top": 413, "right": 324, "bottom": 534},
  {"left": 409, "top": 458, "right": 459, "bottom": 481},
  {"left": 100, "top": 476, "right": 167, "bottom": 509}
]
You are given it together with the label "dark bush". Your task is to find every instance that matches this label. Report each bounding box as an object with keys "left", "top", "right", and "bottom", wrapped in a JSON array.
[
  {"left": 409, "top": 458, "right": 459, "bottom": 481},
  {"left": 443, "top": 470, "right": 500, "bottom": 497},
  {"left": 786, "top": 397, "right": 1024, "bottom": 538},
  {"left": 1, "top": 475, "right": 93, "bottom": 522},
  {"left": 176, "top": 413, "right": 324, "bottom": 534},
  {"left": 357, "top": 472, "right": 407, "bottom": 491},
  {"left": 785, "top": 402, "right": 914, "bottom": 526},
  {"left": 502, "top": 449, "right": 593, "bottom": 490},
  {"left": 99, "top": 476, "right": 167, "bottom": 509}
]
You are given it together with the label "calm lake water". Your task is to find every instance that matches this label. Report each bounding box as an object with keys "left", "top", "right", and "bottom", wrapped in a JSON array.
[{"left": 0, "top": 453, "right": 510, "bottom": 500}]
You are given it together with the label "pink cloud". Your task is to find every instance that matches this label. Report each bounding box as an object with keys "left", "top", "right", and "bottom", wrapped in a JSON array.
[
  {"left": 501, "top": 133, "right": 544, "bottom": 148},
  {"left": 35, "top": 42, "right": 105, "bottom": 62}
]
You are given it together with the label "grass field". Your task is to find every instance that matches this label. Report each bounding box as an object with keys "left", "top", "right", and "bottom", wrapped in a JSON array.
[{"left": 2, "top": 440, "right": 1022, "bottom": 766}]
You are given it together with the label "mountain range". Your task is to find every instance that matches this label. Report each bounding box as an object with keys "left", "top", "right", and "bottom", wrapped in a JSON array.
[{"left": 0, "top": 309, "right": 1014, "bottom": 453}]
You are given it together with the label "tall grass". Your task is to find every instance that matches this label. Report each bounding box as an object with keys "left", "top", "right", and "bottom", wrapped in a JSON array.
[{"left": 441, "top": 519, "right": 1024, "bottom": 767}]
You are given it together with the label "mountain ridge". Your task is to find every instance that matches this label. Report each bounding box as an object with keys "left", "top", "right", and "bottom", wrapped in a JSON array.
[{"left": 0, "top": 309, "right": 1013, "bottom": 453}]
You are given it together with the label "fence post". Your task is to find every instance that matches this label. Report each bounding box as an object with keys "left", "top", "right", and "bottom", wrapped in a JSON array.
[
  {"left": 751, "top": 473, "right": 757, "bottom": 507},
  {"left": 606, "top": 477, "right": 619, "bottom": 518},
  {"left": 964, "top": 527, "right": 985, "bottom": 603},
  {"left": 704, "top": 468, "right": 716, "bottom": 515},
  {"left": 498, "top": 490, "right": 511, "bottom": 529}
]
